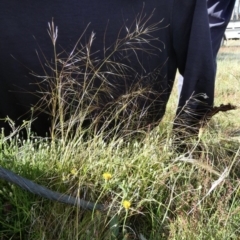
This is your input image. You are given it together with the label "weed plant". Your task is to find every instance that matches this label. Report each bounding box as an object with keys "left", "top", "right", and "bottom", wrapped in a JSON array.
[{"left": 0, "top": 17, "right": 240, "bottom": 240}]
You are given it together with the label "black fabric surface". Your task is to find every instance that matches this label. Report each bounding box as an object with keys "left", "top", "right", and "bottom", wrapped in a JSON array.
[{"left": 0, "top": 0, "right": 232, "bottom": 136}]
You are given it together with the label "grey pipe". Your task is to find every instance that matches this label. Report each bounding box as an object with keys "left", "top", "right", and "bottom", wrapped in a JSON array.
[{"left": 0, "top": 166, "right": 105, "bottom": 211}]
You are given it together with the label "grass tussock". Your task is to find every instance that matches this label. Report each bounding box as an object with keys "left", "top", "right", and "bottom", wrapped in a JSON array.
[
  {"left": 35, "top": 16, "right": 166, "bottom": 143},
  {"left": 0, "top": 20, "right": 240, "bottom": 240}
]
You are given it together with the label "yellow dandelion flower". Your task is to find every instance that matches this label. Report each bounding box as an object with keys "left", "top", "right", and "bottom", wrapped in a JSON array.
[
  {"left": 103, "top": 172, "right": 112, "bottom": 181},
  {"left": 70, "top": 168, "right": 78, "bottom": 176},
  {"left": 122, "top": 200, "right": 131, "bottom": 210}
]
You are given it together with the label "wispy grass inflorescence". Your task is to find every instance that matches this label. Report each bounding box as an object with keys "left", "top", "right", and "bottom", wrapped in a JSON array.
[{"left": 35, "top": 11, "right": 168, "bottom": 144}]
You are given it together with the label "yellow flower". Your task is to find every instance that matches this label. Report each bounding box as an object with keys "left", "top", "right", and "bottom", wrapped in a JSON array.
[
  {"left": 70, "top": 168, "right": 78, "bottom": 176},
  {"left": 122, "top": 200, "right": 131, "bottom": 210},
  {"left": 103, "top": 172, "right": 112, "bottom": 181}
]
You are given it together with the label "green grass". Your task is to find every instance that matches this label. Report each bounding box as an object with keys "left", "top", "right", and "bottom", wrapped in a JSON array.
[{"left": 1, "top": 35, "right": 240, "bottom": 239}]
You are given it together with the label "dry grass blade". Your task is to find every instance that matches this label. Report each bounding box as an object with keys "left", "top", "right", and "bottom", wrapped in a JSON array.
[{"left": 203, "top": 103, "right": 237, "bottom": 122}]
